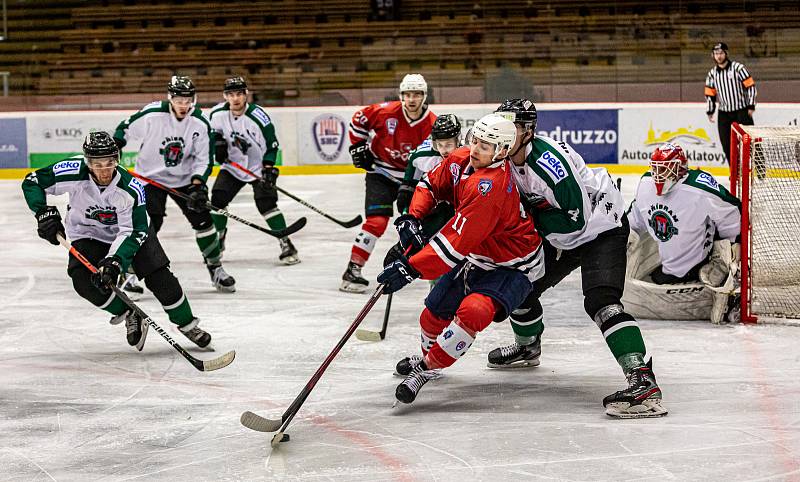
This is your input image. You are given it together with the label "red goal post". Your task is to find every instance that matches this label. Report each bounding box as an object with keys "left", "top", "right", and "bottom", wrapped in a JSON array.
[{"left": 730, "top": 123, "right": 800, "bottom": 325}]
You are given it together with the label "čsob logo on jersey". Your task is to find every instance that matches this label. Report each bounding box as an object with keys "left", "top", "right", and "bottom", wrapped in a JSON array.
[
  {"left": 312, "top": 114, "right": 346, "bottom": 162},
  {"left": 0, "top": 118, "right": 27, "bottom": 168},
  {"left": 536, "top": 109, "right": 618, "bottom": 164}
]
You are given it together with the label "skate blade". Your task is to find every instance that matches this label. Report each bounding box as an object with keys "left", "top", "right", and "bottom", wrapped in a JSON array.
[
  {"left": 605, "top": 399, "right": 668, "bottom": 419},
  {"left": 135, "top": 320, "right": 149, "bottom": 352},
  {"left": 339, "top": 282, "right": 368, "bottom": 294},
  {"left": 486, "top": 359, "right": 541, "bottom": 369},
  {"left": 393, "top": 370, "right": 443, "bottom": 380},
  {"left": 280, "top": 256, "right": 301, "bottom": 265},
  {"left": 214, "top": 285, "right": 237, "bottom": 293}
]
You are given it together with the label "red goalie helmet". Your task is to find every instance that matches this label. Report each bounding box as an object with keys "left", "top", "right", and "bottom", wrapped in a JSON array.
[{"left": 650, "top": 143, "right": 688, "bottom": 195}]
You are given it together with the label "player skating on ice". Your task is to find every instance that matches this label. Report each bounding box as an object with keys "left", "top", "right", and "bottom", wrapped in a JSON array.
[
  {"left": 114, "top": 75, "right": 236, "bottom": 292},
  {"left": 625, "top": 143, "right": 741, "bottom": 323},
  {"left": 376, "top": 114, "right": 544, "bottom": 404},
  {"left": 341, "top": 73, "right": 437, "bottom": 293},
  {"left": 209, "top": 76, "right": 299, "bottom": 265},
  {"left": 21, "top": 132, "right": 213, "bottom": 349},
  {"left": 488, "top": 99, "right": 667, "bottom": 418}
]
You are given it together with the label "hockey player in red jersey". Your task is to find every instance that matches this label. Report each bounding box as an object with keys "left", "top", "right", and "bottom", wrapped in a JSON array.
[
  {"left": 376, "top": 114, "right": 544, "bottom": 404},
  {"left": 341, "top": 74, "right": 437, "bottom": 293}
]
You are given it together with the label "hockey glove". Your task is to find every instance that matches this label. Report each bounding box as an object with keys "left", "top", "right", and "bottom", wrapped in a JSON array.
[
  {"left": 260, "top": 166, "right": 280, "bottom": 190},
  {"left": 214, "top": 133, "right": 229, "bottom": 164},
  {"left": 395, "top": 183, "right": 415, "bottom": 214},
  {"left": 395, "top": 214, "right": 426, "bottom": 252},
  {"left": 35, "top": 206, "right": 65, "bottom": 246},
  {"left": 91, "top": 256, "right": 122, "bottom": 291},
  {"left": 349, "top": 141, "right": 375, "bottom": 170},
  {"left": 186, "top": 181, "right": 210, "bottom": 213},
  {"left": 377, "top": 254, "right": 420, "bottom": 294}
]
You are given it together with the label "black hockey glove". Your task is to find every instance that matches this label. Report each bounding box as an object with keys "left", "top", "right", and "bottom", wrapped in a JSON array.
[
  {"left": 91, "top": 256, "right": 122, "bottom": 291},
  {"left": 35, "top": 206, "right": 65, "bottom": 246},
  {"left": 349, "top": 141, "right": 375, "bottom": 170},
  {"left": 214, "top": 133, "right": 229, "bottom": 164},
  {"left": 260, "top": 165, "right": 279, "bottom": 190},
  {"left": 395, "top": 183, "right": 415, "bottom": 214},
  {"left": 377, "top": 254, "right": 420, "bottom": 294},
  {"left": 186, "top": 181, "right": 210, "bottom": 213},
  {"left": 395, "top": 214, "right": 426, "bottom": 252}
]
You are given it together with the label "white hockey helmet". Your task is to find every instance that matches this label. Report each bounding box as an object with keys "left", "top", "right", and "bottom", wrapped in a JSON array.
[
  {"left": 399, "top": 73, "right": 428, "bottom": 104},
  {"left": 471, "top": 114, "right": 517, "bottom": 160}
]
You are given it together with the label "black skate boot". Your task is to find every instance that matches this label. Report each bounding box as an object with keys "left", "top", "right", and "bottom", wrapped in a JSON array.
[
  {"left": 179, "top": 318, "right": 211, "bottom": 348},
  {"left": 207, "top": 263, "right": 236, "bottom": 293},
  {"left": 395, "top": 360, "right": 438, "bottom": 404},
  {"left": 110, "top": 310, "right": 148, "bottom": 349},
  {"left": 487, "top": 337, "right": 541, "bottom": 369},
  {"left": 395, "top": 355, "right": 442, "bottom": 379},
  {"left": 603, "top": 366, "right": 667, "bottom": 418},
  {"left": 278, "top": 237, "right": 300, "bottom": 265},
  {"left": 340, "top": 261, "right": 369, "bottom": 293}
]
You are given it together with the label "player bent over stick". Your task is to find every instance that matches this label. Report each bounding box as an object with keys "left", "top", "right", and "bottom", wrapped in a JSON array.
[
  {"left": 488, "top": 99, "right": 667, "bottom": 418},
  {"left": 376, "top": 114, "right": 545, "bottom": 404},
  {"left": 21, "top": 132, "right": 215, "bottom": 349},
  {"left": 209, "top": 76, "right": 299, "bottom": 265}
]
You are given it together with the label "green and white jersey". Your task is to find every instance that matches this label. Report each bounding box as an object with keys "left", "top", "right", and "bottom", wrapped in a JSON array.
[
  {"left": 114, "top": 101, "right": 213, "bottom": 188},
  {"left": 628, "top": 169, "right": 741, "bottom": 278},
  {"left": 403, "top": 138, "right": 443, "bottom": 183},
  {"left": 512, "top": 136, "right": 624, "bottom": 250},
  {"left": 209, "top": 102, "right": 280, "bottom": 182},
  {"left": 21, "top": 157, "right": 149, "bottom": 271}
]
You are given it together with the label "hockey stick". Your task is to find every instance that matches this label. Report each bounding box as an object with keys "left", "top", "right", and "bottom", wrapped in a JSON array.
[
  {"left": 58, "top": 236, "right": 236, "bottom": 372},
  {"left": 240, "top": 284, "right": 385, "bottom": 445},
  {"left": 225, "top": 160, "right": 363, "bottom": 228},
  {"left": 355, "top": 292, "right": 393, "bottom": 341},
  {"left": 127, "top": 170, "right": 306, "bottom": 238}
]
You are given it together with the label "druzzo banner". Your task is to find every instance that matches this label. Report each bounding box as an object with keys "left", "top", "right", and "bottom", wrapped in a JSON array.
[
  {"left": 0, "top": 117, "right": 27, "bottom": 168},
  {"left": 536, "top": 109, "right": 618, "bottom": 164}
]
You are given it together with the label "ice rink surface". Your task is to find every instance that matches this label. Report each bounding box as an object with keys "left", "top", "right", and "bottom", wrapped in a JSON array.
[{"left": 2, "top": 173, "right": 799, "bottom": 481}]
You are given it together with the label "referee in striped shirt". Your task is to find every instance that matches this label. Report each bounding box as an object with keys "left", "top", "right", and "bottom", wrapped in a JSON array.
[{"left": 705, "top": 42, "right": 757, "bottom": 163}]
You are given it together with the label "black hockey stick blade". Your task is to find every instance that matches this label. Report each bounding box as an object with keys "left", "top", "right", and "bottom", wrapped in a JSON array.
[
  {"left": 338, "top": 214, "right": 363, "bottom": 229},
  {"left": 272, "top": 216, "right": 307, "bottom": 237},
  {"left": 240, "top": 411, "right": 283, "bottom": 432}
]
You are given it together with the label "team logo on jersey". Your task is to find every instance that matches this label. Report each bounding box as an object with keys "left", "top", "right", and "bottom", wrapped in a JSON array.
[
  {"left": 159, "top": 137, "right": 185, "bottom": 167},
  {"left": 230, "top": 131, "right": 252, "bottom": 155},
  {"left": 449, "top": 163, "right": 460, "bottom": 185},
  {"left": 386, "top": 118, "right": 398, "bottom": 135},
  {"left": 535, "top": 151, "right": 568, "bottom": 184},
  {"left": 477, "top": 178, "right": 493, "bottom": 196},
  {"left": 85, "top": 204, "right": 118, "bottom": 225},
  {"left": 647, "top": 204, "right": 679, "bottom": 242},
  {"left": 312, "top": 114, "right": 346, "bottom": 162}
]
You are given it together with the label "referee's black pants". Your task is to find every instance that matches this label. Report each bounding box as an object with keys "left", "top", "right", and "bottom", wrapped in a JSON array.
[{"left": 718, "top": 108, "right": 754, "bottom": 164}]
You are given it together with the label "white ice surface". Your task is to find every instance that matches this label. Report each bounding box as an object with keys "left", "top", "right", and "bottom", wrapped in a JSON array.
[{"left": 1, "top": 173, "right": 799, "bottom": 481}]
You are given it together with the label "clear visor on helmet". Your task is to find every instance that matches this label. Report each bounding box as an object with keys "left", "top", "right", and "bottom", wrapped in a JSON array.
[
  {"left": 433, "top": 138, "right": 459, "bottom": 156},
  {"left": 168, "top": 94, "right": 196, "bottom": 107},
  {"left": 86, "top": 154, "right": 119, "bottom": 171}
]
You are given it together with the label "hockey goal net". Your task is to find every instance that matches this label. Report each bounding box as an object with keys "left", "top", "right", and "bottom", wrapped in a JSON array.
[{"left": 730, "top": 123, "right": 800, "bottom": 324}]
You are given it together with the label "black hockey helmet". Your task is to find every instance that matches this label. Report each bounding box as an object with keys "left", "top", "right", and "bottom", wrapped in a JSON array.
[
  {"left": 711, "top": 42, "right": 729, "bottom": 53},
  {"left": 494, "top": 98, "right": 537, "bottom": 131},
  {"left": 223, "top": 76, "right": 248, "bottom": 93},
  {"left": 168, "top": 75, "right": 196, "bottom": 97},
  {"left": 82, "top": 131, "right": 119, "bottom": 158},
  {"left": 431, "top": 114, "right": 461, "bottom": 140}
]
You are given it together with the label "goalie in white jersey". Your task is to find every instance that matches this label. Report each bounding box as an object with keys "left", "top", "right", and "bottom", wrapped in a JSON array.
[
  {"left": 488, "top": 99, "right": 666, "bottom": 419},
  {"left": 21, "top": 132, "right": 214, "bottom": 350},
  {"left": 624, "top": 143, "right": 741, "bottom": 322},
  {"left": 114, "top": 76, "right": 236, "bottom": 293},
  {"left": 209, "top": 76, "right": 299, "bottom": 265}
]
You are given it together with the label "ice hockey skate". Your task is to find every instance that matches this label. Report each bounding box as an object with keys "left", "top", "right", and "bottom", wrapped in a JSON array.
[
  {"left": 487, "top": 337, "right": 541, "bottom": 369},
  {"left": 179, "top": 318, "right": 212, "bottom": 348},
  {"left": 278, "top": 237, "right": 300, "bottom": 265},
  {"left": 207, "top": 264, "right": 236, "bottom": 292},
  {"left": 395, "top": 361, "right": 438, "bottom": 404},
  {"left": 394, "top": 355, "right": 443, "bottom": 379},
  {"left": 340, "top": 261, "right": 369, "bottom": 293},
  {"left": 110, "top": 310, "right": 148, "bottom": 349},
  {"left": 603, "top": 366, "right": 668, "bottom": 418}
]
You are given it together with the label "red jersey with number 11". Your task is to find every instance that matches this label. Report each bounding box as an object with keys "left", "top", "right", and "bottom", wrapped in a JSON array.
[{"left": 407, "top": 146, "right": 544, "bottom": 281}]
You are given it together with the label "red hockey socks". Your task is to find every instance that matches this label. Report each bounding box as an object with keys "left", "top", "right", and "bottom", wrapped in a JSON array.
[
  {"left": 350, "top": 215, "right": 389, "bottom": 265},
  {"left": 425, "top": 294, "right": 498, "bottom": 369}
]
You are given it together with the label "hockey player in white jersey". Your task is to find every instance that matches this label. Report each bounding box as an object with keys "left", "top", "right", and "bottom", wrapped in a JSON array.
[
  {"left": 624, "top": 143, "right": 741, "bottom": 322},
  {"left": 21, "top": 132, "right": 214, "bottom": 349},
  {"left": 114, "top": 75, "right": 236, "bottom": 292},
  {"left": 488, "top": 99, "right": 666, "bottom": 418},
  {"left": 209, "top": 76, "right": 299, "bottom": 265}
]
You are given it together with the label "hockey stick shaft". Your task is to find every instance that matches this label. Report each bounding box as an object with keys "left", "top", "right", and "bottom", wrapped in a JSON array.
[
  {"left": 226, "top": 161, "right": 363, "bottom": 228},
  {"left": 57, "top": 236, "right": 235, "bottom": 372},
  {"left": 241, "top": 284, "right": 385, "bottom": 435},
  {"left": 127, "top": 170, "right": 306, "bottom": 238}
]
